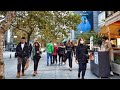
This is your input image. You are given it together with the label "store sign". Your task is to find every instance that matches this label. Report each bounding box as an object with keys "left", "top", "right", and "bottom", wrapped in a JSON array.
[{"left": 98, "top": 11, "right": 106, "bottom": 27}]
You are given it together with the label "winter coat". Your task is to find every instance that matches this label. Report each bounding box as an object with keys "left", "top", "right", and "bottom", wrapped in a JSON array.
[
  {"left": 53, "top": 45, "right": 58, "bottom": 56},
  {"left": 16, "top": 42, "right": 29, "bottom": 58},
  {"left": 76, "top": 44, "right": 88, "bottom": 63}
]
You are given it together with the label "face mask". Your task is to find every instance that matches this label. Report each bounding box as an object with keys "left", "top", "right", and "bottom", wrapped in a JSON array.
[{"left": 80, "top": 41, "right": 84, "bottom": 44}]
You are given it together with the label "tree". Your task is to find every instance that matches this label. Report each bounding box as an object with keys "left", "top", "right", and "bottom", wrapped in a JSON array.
[
  {"left": 0, "top": 11, "right": 16, "bottom": 79},
  {"left": 11, "top": 11, "right": 80, "bottom": 46},
  {"left": 76, "top": 30, "right": 96, "bottom": 44},
  {"left": 37, "top": 11, "right": 81, "bottom": 43},
  {"left": 12, "top": 11, "right": 54, "bottom": 44}
]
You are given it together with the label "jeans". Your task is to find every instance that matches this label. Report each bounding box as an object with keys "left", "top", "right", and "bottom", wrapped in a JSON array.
[
  {"left": 17, "top": 57, "right": 27, "bottom": 73},
  {"left": 47, "top": 52, "right": 53, "bottom": 65}
]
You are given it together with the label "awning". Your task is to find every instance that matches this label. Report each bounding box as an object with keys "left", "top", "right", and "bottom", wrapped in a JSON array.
[{"left": 99, "top": 21, "right": 120, "bottom": 38}]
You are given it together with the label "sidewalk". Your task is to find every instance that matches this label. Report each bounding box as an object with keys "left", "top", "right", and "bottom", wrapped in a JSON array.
[{"left": 3, "top": 51, "right": 120, "bottom": 79}]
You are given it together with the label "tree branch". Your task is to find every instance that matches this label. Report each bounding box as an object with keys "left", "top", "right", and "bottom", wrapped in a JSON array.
[
  {"left": 0, "top": 11, "right": 16, "bottom": 33},
  {"left": 18, "top": 28, "right": 29, "bottom": 34}
]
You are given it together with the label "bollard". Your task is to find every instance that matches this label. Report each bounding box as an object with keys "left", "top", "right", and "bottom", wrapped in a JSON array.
[{"left": 10, "top": 54, "right": 11, "bottom": 58}]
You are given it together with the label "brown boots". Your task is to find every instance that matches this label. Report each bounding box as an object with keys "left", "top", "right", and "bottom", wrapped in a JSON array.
[
  {"left": 16, "top": 72, "right": 24, "bottom": 78},
  {"left": 22, "top": 72, "right": 24, "bottom": 76},
  {"left": 16, "top": 72, "right": 20, "bottom": 78}
]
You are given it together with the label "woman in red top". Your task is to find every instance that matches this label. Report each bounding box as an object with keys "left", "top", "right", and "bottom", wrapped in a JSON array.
[{"left": 53, "top": 43, "right": 58, "bottom": 64}]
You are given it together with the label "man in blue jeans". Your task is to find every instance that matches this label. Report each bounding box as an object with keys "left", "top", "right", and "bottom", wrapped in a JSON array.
[{"left": 46, "top": 41, "right": 54, "bottom": 66}]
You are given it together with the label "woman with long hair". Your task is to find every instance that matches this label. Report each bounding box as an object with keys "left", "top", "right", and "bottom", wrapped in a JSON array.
[
  {"left": 31, "top": 42, "right": 41, "bottom": 76},
  {"left": 76, "top": 38, "right": 88, "bottom": 79},
  {"left": 66, "top": 39, "right": 74, "bottom": 71}
]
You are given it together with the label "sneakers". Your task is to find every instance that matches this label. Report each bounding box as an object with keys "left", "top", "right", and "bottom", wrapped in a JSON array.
[
  {"left": 69, "top": 68, "right": 72, "bottom": 71},
  {"left": 110, "top": 71, "right": 114, "bottom": 76},
  {"left": 75, "top": 60, "right": 78, "bottom": 64}
]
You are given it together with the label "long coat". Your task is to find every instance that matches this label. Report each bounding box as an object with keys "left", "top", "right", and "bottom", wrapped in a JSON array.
[{"left": 76, "top": 44, "right": 88, "bottom": 63}]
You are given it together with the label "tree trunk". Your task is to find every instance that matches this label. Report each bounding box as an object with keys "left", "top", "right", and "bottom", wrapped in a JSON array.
[
  {"left": 0, "top": 32, "right": 5, "bottom": 79},
  {"left": 0, "top": 11, "right": 16, "bottom": 79},
  {"left": 27, "top": 34, "right": 30, "bottom": 45}
]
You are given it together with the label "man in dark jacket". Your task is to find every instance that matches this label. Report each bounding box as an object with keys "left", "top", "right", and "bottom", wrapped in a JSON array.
[
  {"left": 16, "top": 37, "right": 29, "bottom": 78},
  {"left": 25, "top": 43, "right": 32, "bottom": 70},
  {"left": 76, "top": 38, "right": 88, "bottom": 79}
]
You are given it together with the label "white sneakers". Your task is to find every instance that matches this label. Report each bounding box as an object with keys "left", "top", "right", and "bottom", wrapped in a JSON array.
[
  {"left": 69, "top": 68, "right": 72, "bottom": 71},
  {"left": 110, "top": 71, "right": 114, "bottom": 76}
]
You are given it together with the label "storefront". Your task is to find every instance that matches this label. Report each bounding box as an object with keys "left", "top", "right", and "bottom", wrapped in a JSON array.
[{"left": 99, "top": 20, "right": 120, "bottom": 75}]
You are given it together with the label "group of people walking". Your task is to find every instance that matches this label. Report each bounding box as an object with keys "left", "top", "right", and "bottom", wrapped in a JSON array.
[
  {"left": 15, "top": 37, "right": 89, "bottom": 79},
  {"left": 46, "top": 38, "right": 89, "bottom": 79},
  {"left": 16, "top": 37, "right": 42, "bottom": 78}
]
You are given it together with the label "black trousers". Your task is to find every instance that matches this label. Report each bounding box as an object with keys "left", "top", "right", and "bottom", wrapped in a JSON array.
[
  {"left": 33, "top": 56, "right": 40, "bottom": 71},
  {"left": 53, "top": 55, "right": 57, "bottom": 64},
  {"left": 67, "top": 52, "right": 72, "bottom": 68},
  {"left": 78, "top": 62, "right": 87, "bottom": 78},
  {"left": 59, "top": 54, "right": 64, "bottom": 64}
]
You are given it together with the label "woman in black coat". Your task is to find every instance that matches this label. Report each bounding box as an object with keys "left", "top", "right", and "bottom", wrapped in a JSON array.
[{"left": 76, "top": 38, "right": 88, "bottom": 79}]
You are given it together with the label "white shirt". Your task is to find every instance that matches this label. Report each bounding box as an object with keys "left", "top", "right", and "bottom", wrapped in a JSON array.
[{"left": 21, "top": 43, "right": 25, "bottom": 50}]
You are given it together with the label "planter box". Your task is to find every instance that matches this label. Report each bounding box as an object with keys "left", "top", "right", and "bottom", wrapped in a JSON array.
[
  {"left": 90, "top": 51, "right": 110, "bottom": 78},
  {"left": 111, "top": 62, "right": 120, "bottom": 75}
]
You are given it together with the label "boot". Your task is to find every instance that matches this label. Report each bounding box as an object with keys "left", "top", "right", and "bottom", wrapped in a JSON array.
[
  {"left": 25, "top": 63, "right": 29, "bottom": 70},
  {"left": 22, "top": 72, "right": 24, "bottom": 76},
  {"left": 16, "top": 72, "right": 20, "bottom": 78}
]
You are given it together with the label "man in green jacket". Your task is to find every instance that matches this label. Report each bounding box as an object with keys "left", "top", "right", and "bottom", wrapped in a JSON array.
[{"left": 46, "top": 41, "right": 54, "bottom": 66}]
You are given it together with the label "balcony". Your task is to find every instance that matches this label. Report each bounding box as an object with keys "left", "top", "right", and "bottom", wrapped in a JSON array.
[
  {"left": 106, "top": 11, "right": 118, "bottom": 18},
  {"left": 105, "top": 11, "right": 120, "bottom": 26}
]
